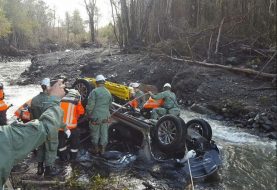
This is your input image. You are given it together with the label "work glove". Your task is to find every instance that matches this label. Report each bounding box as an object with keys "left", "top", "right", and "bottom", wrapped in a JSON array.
[{"left": 65, "top": 129, "right": 71, "bottom": 138}]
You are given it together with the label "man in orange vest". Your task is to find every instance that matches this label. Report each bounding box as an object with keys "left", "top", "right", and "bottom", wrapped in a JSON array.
[
  {"left": 0, "top": 83, "right": 12, "bottom": 125},
  {"left": 58, "top": 89, "right": 85, "bottom": 161}
]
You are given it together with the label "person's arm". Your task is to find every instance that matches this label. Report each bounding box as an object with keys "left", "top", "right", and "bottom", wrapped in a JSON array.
[
  {"left": 76, "top": 101, "right": 85, "bottom": 119},
  {"left": 150, "top": 91, "right": 166, "bottom": 100},
  {"left": 86, "top": 90, "right": 96, "bottom": 117}
]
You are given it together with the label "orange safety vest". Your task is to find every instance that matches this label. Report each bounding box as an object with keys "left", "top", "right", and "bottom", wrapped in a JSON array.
[
  {"left": 0, "top": 89, "right": 4, "bottom": 100},
  {"left": 60, "top": 97, "right": 85, "bottom": 130},
  {"left": 0, "top": 100, "right": 9, "bottom": 112},
  {"left": 14, "top": 99, "right": 32, "bottom": 121},
  {"left": 129, "top": 99, "right": 139, "bottom": 109},
  {"left": 143, "top": 97, "right": 164, "bottom": 109}
]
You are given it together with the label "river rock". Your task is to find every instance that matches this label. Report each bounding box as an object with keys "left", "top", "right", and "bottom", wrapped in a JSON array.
[
  {"left": 270, "top": 106, "right": 277, "bottom": 113},
  {"left": 190, "top": 103, "right": 214, "bottom": 115},
  {"left": 247, "top": 118, "right": 254, "bottom": 125},
  {"left": 236, "top": 124, "right": 244, "bottom": 128},
  {"left": 261, "top": 124, "right": 272, "bottom": 132},
  {"left": 266, "top": 131, "right": 277, "bottom": 140}
]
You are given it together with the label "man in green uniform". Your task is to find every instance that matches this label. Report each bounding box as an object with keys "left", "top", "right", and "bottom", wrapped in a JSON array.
[
  {"left": 30, "top": 78, "right": 68, "bottom": 176},
  {"left": 0, "top": 79, "right": 66, "bottom": 188},
  {"left": 86, "top": 74, "right": 112, "bottom": 155},
  {"left": 149, "top": 83, "right": 180, "bottom": 119}
]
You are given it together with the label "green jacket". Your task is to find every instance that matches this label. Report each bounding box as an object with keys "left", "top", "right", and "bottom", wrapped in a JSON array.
[
  {"left": 151, "top": 90, "right": 179, "bottom": 109},
  {"left": 86, "top": 86, "right": 112, "bottom": 121},
  {"left": 30, "top": 92, "right": 50, "bottom": 119},
  {"left": 0, "top": 98, "right": 65, "bottom": 188}
]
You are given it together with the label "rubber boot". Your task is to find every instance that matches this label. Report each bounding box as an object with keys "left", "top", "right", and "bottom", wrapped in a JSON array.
[
  {"left": 58, "top": 150, "right": 68, "bottom": 161},
  {"left": 99, "top": 145, "right": 106, "bottom": 155},
  {"left": 36, "top": 162, "right": 44, "bottom": 175},
  {"left": 70, "top": 151, "right": 77, "bottom": 161},
  {"left": 89, "top": 145, "right": 99, "bottom": 155},
  {"left": 44, "top": 166, "right": 59, "bottom": 177}
]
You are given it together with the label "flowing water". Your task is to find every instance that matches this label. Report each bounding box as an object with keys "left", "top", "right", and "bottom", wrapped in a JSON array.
[{"left": 0, "top": 61, "right": 276, "bottom": 190}]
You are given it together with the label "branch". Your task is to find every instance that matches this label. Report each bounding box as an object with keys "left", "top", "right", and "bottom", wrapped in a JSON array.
[
  {"left": 215, "top": 17, "right": 225, "bottom": 54},
  {"left": 164, "top": 55, "right": 276, "bottom": 80},
  {"left": 254, "top": 51, "right": 277, "bottom": 79}
]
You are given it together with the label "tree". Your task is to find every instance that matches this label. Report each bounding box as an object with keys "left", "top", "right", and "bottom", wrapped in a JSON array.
[
  {"left": 65, "top": 12, "right": 70, "bottom": 42},
  {"left": 84, "top": 0, "right": 97, "bottom": 42},
  {"left": 0, "top": 9, "right": 11, "bottom": 37},
  {"left": 71, "top": 10, "right": 85, "bottom": 40}
]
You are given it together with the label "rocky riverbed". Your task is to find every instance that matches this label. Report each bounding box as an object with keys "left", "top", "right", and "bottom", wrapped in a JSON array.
[{"left": 17, "top": 47, "right": 277, "bottom": 139}]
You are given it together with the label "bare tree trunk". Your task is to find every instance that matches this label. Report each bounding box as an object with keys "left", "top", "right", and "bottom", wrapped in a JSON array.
[
  {"left": 84, "top": 0, "right": 96, "bottom": 42},
  {"left": 120, "top": 0, "right": 130, "bottom": 46},
  {"left": 110, "top": 0, "right": 121, "bottom": 47}
]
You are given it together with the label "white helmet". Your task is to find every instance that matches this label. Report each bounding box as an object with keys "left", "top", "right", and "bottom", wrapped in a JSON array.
[
  {"left": 67, "top": 89, "right": 81, "bottom": 99},
  {"left": 163, "top": 83, "right": 171, "bottom": 88},
  {"left": 41, "top": 78, "right": 50, "bottom": 87},
  {"left": 132, "top": 82, "right": 140, "bottom": 88},
  {"left": 96, "top": 74, "right": 106, "bottom": 82}
]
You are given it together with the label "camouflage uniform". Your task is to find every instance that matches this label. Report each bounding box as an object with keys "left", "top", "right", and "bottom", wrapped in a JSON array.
[
  {"left": 150, "top": 90, "right": 180, "bottom": 119},
  {"left": 86, "top": 86, "right": 112, "bottom": 150}
]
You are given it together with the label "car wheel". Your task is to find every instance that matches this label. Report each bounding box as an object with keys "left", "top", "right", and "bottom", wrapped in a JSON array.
[
  {"left": 154, "top": 115, "right": 183, "bottom": 152},
  {"left": 186, "top": 119, "right": 212, "bottom": 141},
  {"left": 72, "top": 79, "right": 94, "bottom": 106}
]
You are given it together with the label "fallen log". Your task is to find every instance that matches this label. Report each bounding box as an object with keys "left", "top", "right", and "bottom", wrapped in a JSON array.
[
  {"left": 21, "top": 180, "right": 66, "bottom": 185},
  {"left": 166, "top": 56, "right": 276, "bottom": 80}
]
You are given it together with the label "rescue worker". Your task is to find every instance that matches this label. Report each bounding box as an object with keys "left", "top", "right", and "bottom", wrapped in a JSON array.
[
  {"left": 149, "top": 83, "right": 180, "bottom": 119},
  {"left": 58, "top": 89, "right": 84, "bottom": 161},
  {"left": 30, "top": 77, "right": 68, "bottom": 177},
  {"left": 129, "top": 82, "right": 145, "bottom": 109},
  {"left": 0, "top": 79, "right": 66, "bottom": 188},
  {"left": 86, "top": 74, "right": 112, "bottom": 155},
  {"left": 0, "top": 83, "right": 12, "bottom": 125}
]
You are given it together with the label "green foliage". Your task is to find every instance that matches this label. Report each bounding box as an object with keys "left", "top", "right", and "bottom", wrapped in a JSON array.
[
  {"left": 0, "top": 8, "right": 11, "bottom": 37},
  {"left": 97, "top": 23, "right": 116, "bottom": 44},
  {"left": 71, "top": 10, "right": 85, "bottom": 37}
]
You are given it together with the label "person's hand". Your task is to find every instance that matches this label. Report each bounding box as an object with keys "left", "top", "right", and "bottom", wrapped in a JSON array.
[
  {"left": 148, "top": 91, "right": 153, "bottom": 96},
  {"left": 65, "top": 129, "right": 71, "bottom": 138}
]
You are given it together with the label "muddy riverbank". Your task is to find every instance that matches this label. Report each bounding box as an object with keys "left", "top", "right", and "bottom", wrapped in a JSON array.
[{"left": 16, "top": 48, "right": 277, "bottom": 139}]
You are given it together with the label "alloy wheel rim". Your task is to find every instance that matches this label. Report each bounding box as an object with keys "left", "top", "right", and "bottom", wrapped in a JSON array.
[{"left": 157, "top": 120, "right": 177, "bottom": 145}]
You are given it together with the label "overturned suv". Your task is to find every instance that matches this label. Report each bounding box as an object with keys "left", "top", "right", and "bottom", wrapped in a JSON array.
[{"left": 73, "top": 78, "right": 221, "bottom": 180}]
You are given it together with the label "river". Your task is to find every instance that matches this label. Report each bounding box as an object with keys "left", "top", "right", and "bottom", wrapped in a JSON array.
[{"left": 0, "top": 61, "right": 276, "bottom": 190}]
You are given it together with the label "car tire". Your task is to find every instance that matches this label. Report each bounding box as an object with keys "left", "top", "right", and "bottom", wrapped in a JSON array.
[
  {"left": 153, "top": 115, "right": 184, "bottom": 152},
  {"left": 185, "top": 119, "right": 212, "bottom": 141},
  {"left": 72, "top": 79, "right": 94, "bottom": 106}
]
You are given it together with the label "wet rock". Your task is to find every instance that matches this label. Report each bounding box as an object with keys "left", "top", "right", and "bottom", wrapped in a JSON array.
[
  {"left": 247, "top": 118, "right": 254, "bottom": 125},
  {"left": 252, "top": 123, "right": 260, "bottom": 128},
  {"left": 190, "top": 103, "right": 214, "bottom": 115},
  {"left": 247, "top": 112, "right": 256, "bottom": 118},
  {"left": 236, "top": 124, "right": 244, "bottom": 128},
  {"left": 266, "top": 131, "right": 277, "bottom": 140},
  {"left": 226, "top": 57, "right": 239, "bottom": 65},
  {"left": 210, "top": 114, "right": 224, "bottom": 121},
  {"left": 261, "top": 124, "right": 272, "bottom": 132},
  {"left": 271, "top": 106, "right": 277, "bottom": 113}
]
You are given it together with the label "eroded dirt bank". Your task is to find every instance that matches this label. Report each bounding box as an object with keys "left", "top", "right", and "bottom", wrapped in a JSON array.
[{"left": 18, "top": 48, "right": 277, "bottom": 139}]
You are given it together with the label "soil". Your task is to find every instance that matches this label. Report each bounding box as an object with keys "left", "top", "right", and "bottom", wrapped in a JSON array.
[{"left": 17, "top": 47, "right": 277, "bottom": 138}]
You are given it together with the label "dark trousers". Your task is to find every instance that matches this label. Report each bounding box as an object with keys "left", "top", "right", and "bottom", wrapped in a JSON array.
[
  {"left": 0, "top": 111, "right": 7, "bottom": 126},
  {"left": 58, "top": 128, "right": 79, "bottom": 160}
]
